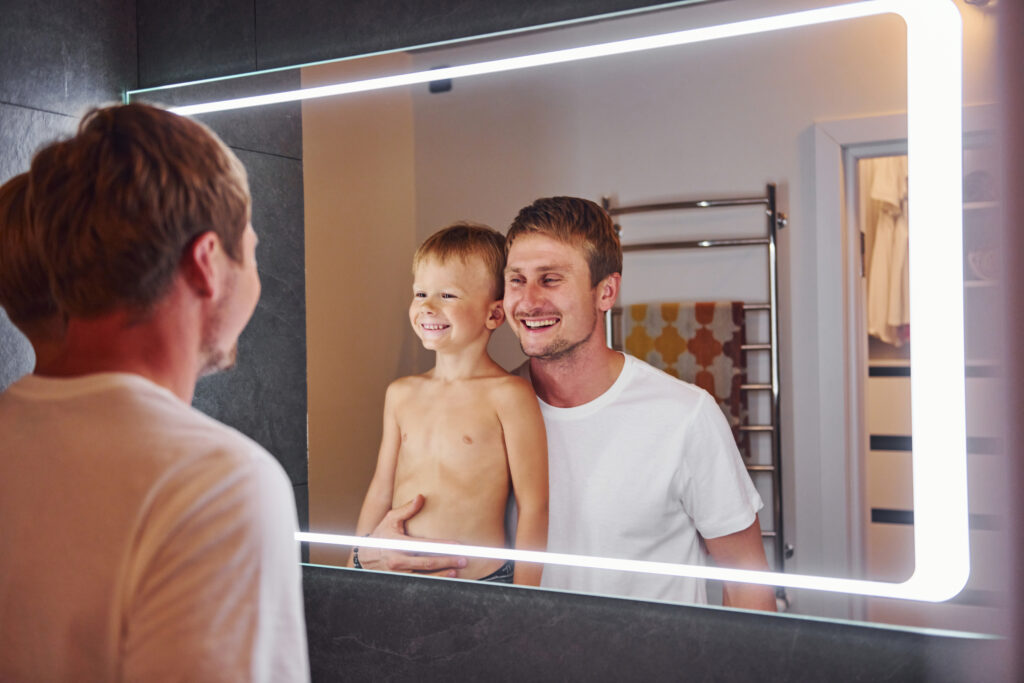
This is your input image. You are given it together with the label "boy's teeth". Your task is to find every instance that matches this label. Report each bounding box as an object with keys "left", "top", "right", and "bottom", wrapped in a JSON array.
[
  {"left": 422, "top": 323, "right": 448, "bottom": 330},
  {"left": 524, "top": 319, "right": 557, "bottom": 329}
]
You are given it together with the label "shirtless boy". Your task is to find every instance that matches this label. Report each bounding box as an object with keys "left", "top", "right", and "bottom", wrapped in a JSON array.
[{"left": 352, "top": 224, "right": 548, "bottom": 585}]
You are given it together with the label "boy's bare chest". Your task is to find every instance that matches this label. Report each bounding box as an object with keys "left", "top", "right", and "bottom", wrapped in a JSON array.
[{"left": 394, "top": 386, "right": 505, "bottom": 462}]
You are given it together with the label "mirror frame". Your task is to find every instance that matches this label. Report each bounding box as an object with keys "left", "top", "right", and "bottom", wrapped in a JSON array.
[{"left": 127, "top": 0, "right": 969, "bottom": 603}]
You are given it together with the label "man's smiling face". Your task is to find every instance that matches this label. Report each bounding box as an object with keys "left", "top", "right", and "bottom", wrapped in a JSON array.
[{"left": 503, "top": 233, "right": 603, "bottom": 362}]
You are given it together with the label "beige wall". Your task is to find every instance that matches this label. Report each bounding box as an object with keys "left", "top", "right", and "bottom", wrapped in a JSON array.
[{"left": 303, "top": 54, "right": 419, "bottom": 565}]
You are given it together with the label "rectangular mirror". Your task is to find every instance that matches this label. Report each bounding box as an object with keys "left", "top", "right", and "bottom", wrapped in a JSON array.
[{"left": 129, "top": 0, "right": 1006, "bottom": 632}]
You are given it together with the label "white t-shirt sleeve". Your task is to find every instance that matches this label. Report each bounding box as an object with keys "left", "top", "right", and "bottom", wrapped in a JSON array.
[
  {"left": 674, "top": 392, "right": 762, "bottom": 540},
  {"left": 119, "top": 451, "right": 309, "bottom": 683}
]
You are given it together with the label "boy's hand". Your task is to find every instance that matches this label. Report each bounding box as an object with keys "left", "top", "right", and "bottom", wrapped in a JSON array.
[{"left": 358, "top": 495, "right": 469, "bottom": 576}]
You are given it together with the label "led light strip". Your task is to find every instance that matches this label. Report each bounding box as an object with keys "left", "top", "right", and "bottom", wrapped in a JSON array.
[
  {"left": 152, "top": 0, "right": 968, "bottom": 602},
  {"left": 169, "top": 2, "right": 898, "bottom": 117},
  {"left": 295, "top": 532, "right": 922, "bottom": 599}
]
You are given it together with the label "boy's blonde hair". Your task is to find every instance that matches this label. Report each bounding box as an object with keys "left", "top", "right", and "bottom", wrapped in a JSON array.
[
  {"left": 506, "top": 196, "right": 622, "bottom": 287},
  {"left": 413, "top": 223, "right": 506, "bottom": 300}
]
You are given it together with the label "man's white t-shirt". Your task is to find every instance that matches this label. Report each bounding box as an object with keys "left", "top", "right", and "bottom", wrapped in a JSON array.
[
  {"left": 528, "top": 353, "right": 762, "bottom": 604},
  {"left": 0, "top": 373, "right": 309, "bottom": 681}
]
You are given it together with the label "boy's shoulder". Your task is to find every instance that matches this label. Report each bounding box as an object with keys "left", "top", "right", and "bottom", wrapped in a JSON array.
[
  {"left": 385, "top": 374, "right": 429, "bottom": 398},
  {"left": 480, "top": 372, "right": 536, "bottom": 403},
  {"left": 386, "top": 369, "right": 535, "bottom": 402}
]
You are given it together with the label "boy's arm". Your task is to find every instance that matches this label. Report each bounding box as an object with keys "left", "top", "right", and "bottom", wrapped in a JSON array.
[
  {"left": 349, "top": 383, "right": 402, "bottom": 565},
  {"left": 497, "top": 377, "right": 549, "bottom": 586}
]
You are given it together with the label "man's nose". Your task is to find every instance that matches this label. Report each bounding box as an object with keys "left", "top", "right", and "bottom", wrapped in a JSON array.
[{"left": 517, "top": 282, "right": 544, "bottom": 312}]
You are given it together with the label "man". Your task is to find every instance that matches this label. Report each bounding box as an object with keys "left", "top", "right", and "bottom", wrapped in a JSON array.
[
  {"left": 0, "top": 104, "right": 309, "bottom": 680},
  {"left": 360, "top": 196, "right": 774, "bottom": 611},
  {"left": 502, "top": 196, "right": 775, "bottom": 610}
]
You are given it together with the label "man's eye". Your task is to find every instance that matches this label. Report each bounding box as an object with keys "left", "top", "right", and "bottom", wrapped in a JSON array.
[
  {"left": 506, "top": 277, "right": 523, "bottom": 286},
  {"left": 542, "top": 276, "right": 560, "bottom": 285}
]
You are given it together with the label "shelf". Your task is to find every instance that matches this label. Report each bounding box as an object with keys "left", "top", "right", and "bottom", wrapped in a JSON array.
[
  {"left": 963, "top": 200, "right": 999, "bottom": 211},
  {"left": 964, "top": 279, "right": 998, "bottom": 289},
  {"left": 868, "top": 359, "right": 911, "bottom": 368}
]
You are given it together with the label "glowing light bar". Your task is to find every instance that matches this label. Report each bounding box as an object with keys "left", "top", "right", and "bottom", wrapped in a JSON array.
[
  {"left": 295, "top": 532, "right": 926, "bottom": 600},
  {"left": 169, "top": 2, "right": 895, "bottom": 117},
  {"left": 150, "top": 0, "right": 969, "bottom": 602}
]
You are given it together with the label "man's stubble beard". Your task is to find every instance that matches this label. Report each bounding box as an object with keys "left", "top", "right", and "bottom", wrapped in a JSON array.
[
  {"left": 518, "top": 306, "right": 598, "bottom": 363},
  {"left": 198, "top": 342, "right": 238, "bottom": 377},
  {"left": 197, "top": 279, "right": 241, "bottom": 378}
]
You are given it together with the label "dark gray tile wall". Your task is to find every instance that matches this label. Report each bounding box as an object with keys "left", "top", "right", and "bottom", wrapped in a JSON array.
[
  {"left": 0, "top": 0, "right": 136, "bottom": 392},
  {"left": 303, "top": 564, "right": 989, "bottom": 683},
  {"left": 136, "top": 0, "right": 256, "bottom": 88},
  {"left": 0, "top": 0, "right": 135, "bottom": 115}
]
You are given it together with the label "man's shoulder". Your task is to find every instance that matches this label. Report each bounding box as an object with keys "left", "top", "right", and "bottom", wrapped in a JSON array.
[
  {"left": 622, "top": 354, "right": 709, "bottom": 405},
  {"left": 93, "top": 374, "right": 279, "bottom": 474}
]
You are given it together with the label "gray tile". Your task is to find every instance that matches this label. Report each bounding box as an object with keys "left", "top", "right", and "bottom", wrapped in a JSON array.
[
  {"left": 0, "top": 0, "right": 135, "bottom": 115},
  {"left": 192, "top": 149, "right": 306, "bottom": 487},
  {"left": 137, "top": 0, "right": 256, "bottom": 88},
  {"left": 0, "top": 103, "right": 77, "bottom": 182},
  {"left": 293, "top": 483, "right": 308, "bottom": 532},
  {"left": 199, "top": 100, "right": 303, "bottom": 161},
  {"left": 294, "top": 483, "right": 309, "bottom": 562},
  {"left": 0, "top": 311, "right": 34, "bottom": 393}
]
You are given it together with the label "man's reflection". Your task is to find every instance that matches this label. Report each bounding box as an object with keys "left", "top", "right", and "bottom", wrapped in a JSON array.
[{"left": 358, "top": 197, "right": 775, "bottom": 611}]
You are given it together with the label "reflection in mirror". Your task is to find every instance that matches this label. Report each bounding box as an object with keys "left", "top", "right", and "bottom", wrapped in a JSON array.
[{"left": 130, "top": 0, "right": 1004, "bottom": 632}]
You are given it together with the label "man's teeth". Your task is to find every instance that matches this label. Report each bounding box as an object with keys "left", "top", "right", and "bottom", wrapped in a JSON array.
[{"left": 523, "top": 319, "right": 557, "bottom": 329}]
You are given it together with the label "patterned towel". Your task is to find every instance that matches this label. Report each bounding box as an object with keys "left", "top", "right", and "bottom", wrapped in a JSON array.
[{"left": 623, "top": 301, "right": 749, "bottom": 454}]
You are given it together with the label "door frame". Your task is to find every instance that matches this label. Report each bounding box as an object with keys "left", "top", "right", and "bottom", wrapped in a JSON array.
[{"left": 812, "top": 105, "right": 997, "bottom": 621}]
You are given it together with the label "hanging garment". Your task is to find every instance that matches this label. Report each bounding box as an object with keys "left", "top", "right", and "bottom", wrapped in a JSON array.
[{"left": 866, "top": 155, "right": 910, "bottom": 346}]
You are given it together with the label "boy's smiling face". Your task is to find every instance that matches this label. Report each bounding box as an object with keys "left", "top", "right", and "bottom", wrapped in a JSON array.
[{"left": 409, "top": 255, "right": 503, "bottom": 353}]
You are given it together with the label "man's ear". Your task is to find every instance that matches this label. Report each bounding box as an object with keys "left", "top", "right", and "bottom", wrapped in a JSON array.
[
  {"left": 486, "top": 299, "right": 505, "bottom": 330},
  {"left": 181, "top": 231, "right": 222, "bottom": 299},
  {"left": 596, "top": 272, "right": 621, "bottom": 313}
]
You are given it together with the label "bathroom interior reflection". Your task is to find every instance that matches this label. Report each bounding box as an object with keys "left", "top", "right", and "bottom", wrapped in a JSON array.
[{"left": 131, "top": 0, "right": 1004, "bottom": 635}]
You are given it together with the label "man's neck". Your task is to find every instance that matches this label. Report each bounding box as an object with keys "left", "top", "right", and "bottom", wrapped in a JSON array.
[
  {"left": 37, "top": 288, "right": 202, "bottom": 403},
  {"left": 528, "top": 340, "right": 624, "bottom": 408}
]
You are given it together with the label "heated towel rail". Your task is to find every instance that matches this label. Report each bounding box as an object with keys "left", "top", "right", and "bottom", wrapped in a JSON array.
[{"left": 601, "top": 183, "right": 791, "bottom": 593}]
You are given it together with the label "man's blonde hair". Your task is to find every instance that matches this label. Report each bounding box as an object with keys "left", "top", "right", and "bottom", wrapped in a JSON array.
[
  {"left": 506, "top": 196, "right": 622, "bottom": 286},
  {"left": 29, "top": 103, "right": 251, "bottom": 317},
  {"left": 0, "top": 173, "right": 57, "bottom": 325},
  {"left": 413, "top": 223, "right": 506, "bottom": 300}
]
